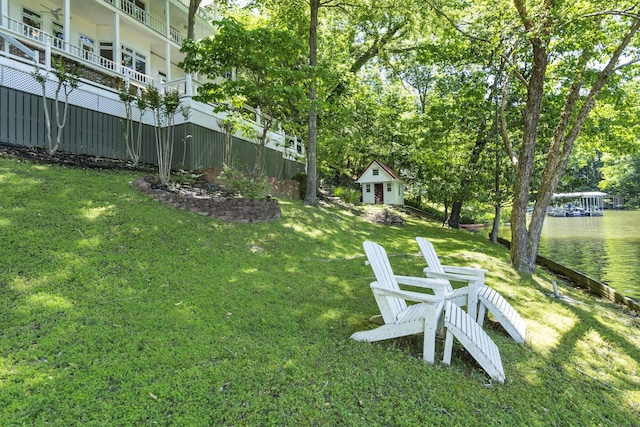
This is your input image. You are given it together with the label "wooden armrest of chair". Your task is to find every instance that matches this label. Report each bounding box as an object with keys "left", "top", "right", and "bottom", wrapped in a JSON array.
[
  {"left": 441, "top": 265, "right": 487, "bottom": 276},
  {"left": 423, "top": 269, "right": 484, "bottom": 284},
  {"left": 394, "top": 275, "right": 450, "bottom": 289},
  {"left": 370, "top": 283, "right": 444, "bottom": 305}
]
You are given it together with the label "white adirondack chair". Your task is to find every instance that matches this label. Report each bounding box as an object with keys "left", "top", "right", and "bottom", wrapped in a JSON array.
[
  {"left": 351, "top": 241, "right": 448, "bottom": 363},
  {"left": 351, "top": 241, "right": 506, "bottom": 382},
  {"left": 416, "top": 237, "right": 526, "bottom": 343}
]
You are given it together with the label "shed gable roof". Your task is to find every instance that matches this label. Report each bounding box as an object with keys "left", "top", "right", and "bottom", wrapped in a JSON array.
[{"left": 355, "top": 160, "right": 402, "bottom": 183}]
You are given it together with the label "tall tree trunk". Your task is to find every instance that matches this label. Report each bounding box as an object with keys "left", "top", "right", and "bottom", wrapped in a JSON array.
[
  {"left": 442, "top": 200, "right": 449, "bottom": 227},
  {"left": 447, "top": 120, "right": 489, "bottom": 228},
  {"left": 304, "top": 0, "right": 320, "bottom": 206},
  {"left": 448, "top": 201, "right": 463, "bottom": 229},
  {"left": 490, "top": 204, "right": 501, "bottom": 244},
  {"left": 448, "top": 60, "right": 501, "bottom": 229},
  {"left": 509, "top": 0, "right": 550, "bottom": 273},
  {"left": 509, "top": 58, "right": 546, "bottom": 272},
  {"left": 490, "top": 131, "right": 503, "bottom": 244},
  {"left": 187, "top": 0, "right": 203, "bottom": 40}
]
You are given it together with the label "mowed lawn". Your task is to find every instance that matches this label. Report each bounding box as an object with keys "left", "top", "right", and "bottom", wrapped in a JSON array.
[{"left": 1, "top": 158, "right": 639, "bottom": 426}]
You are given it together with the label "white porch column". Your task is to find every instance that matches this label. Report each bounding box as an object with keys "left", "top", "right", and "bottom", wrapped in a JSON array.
[
  {"left": 165, "top": 41, "right": 171, "bottom": 81},
  {"left": 185, "top": 73, "right": 192, "bottom": 97},
  {"left": 165, "top": 0, "right": 170, "bottom": 38},
  {"left": 213, "top": 1, "right": 219, "bottom": 21},
  {"left": 45, "top": 37, "right": 51, "bottom": 70},
  {"left": 114, "top": 13, "right": 121, "bottom": 74},
  {"left": 1, "top": 0, "right": 8, "bottom": 28},
  {"left": 63, "top": 0, "right": 71, "bottom": 52}
]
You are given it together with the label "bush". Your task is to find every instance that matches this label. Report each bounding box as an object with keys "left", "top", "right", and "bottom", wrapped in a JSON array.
[
  {"left": 217, "top": 164, "right": 270, "bottom": 199},
  {"left": 334, "top": 186, "right": 361, "bottom": 204}
]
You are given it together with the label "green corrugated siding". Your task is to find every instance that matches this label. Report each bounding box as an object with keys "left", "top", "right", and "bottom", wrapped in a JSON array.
[{"left": 0, "top": 87, "right": 304, "bottom": 179}]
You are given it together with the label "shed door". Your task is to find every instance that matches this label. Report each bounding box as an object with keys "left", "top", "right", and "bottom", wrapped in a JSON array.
[{"left": 374, "top": 183, "right": 384, "bottom": 204}]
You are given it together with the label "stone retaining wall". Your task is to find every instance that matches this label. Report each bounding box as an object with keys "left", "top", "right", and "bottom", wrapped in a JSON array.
[{"left": 134, "top": 177, "right": 281, "bottom": 223}]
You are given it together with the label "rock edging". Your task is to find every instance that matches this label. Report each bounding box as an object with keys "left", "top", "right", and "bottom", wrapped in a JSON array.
[{"left": 134, "top": 176, "right": 281, "bottom": 223}]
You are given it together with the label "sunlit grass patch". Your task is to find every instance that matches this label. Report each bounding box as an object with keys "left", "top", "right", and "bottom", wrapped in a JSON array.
[
  {"left": 80, "top": 204, "right": 116, "bottom": 220},
  {"left": 24, "top": 293, "right": 74, "bottom": 312}
]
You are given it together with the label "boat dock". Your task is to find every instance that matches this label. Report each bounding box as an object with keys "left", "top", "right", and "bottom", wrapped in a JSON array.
[{"left": 547, "top": 192, "right": 607, "bottom": 217}]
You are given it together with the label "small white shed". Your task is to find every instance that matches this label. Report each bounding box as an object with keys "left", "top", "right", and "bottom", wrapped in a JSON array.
[{"left": 355, "top": 160, "right": 405, "bottom": 205}]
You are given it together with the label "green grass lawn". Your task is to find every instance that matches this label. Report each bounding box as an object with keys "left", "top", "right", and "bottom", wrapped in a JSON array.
[{"left": 1, "top": 158, "right": 639, "bottom": 426}]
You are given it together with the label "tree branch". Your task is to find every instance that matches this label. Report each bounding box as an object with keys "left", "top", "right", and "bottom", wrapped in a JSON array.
[
  {"left": 499, "top": 70, "right": 518, "bottom": 166},
  {"left": 614, "top": 57, "right": 640, "bottom": 72},
  {"left": 423, "top": 0, "right": 490, "bottom": 44},
  {"left": 561, "top": 16, "right": 640, "bottom": 160},
  {"left": 424, "top": 0, "right": 528, "bottom": 88},
  {"left": 559, "top": 5, "right": 640, "bottom": 28},
  {"left": 579, "top": 9, "right": 640, "bottom": 21},
  {"left": 547, "top": 45, "right": 593, "bottom": 175}
]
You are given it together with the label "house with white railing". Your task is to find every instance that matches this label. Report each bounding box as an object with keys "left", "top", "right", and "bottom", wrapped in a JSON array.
[{"left": 0, "top": 0, "right": 306, "bottom": 179}]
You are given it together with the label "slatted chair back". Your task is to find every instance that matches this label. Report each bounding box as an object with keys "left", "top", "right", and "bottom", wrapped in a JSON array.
[
  {"left": 416, "top": 236, "right": 526, "bottom": 343},
  {"left": 362, "top": 241, "right": 407, "bottom": 324},
  {"left": 416, "top": 237, "right": 453, "bottom": 290},
  {"left": 416, "top": 237, "right": 444, "bottom": 273}
]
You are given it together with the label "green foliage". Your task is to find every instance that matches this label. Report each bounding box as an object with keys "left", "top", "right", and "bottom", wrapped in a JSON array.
[
  {"left": 0, "top": 159, "right": 639, "bottom": 425},
  {"left": 404, "top": 195, "right": 444, "bottom": 222},
  {"left": 217, "top": 164, "right": 271, "bottom": 199},
  {"left": 333, "top": 186, "right": 361, "bottom": 204},
  {"left": 180, "top": 17, "right": 308, "bottom": 124},
  {"left": 599, "top": 153, "right": 640, "bottom": 208},
  {"left": 180, "top": 17, "right": 310, "bottom": 176}
]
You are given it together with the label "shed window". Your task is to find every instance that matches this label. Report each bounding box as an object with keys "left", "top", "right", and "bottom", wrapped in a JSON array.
[
  {"left": 387, "top": 183, "right": 392, "bottom": 192},
  {"left": 365, "top": 184, "right": 371, "bottom": 193},
  {"left": 372, "top": 169, "right": 379, "bottom": 176}
]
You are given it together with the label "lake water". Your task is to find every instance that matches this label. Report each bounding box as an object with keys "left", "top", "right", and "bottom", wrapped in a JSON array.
[{"left": 502, "top": 210, "right": 640, "bottom": 300}]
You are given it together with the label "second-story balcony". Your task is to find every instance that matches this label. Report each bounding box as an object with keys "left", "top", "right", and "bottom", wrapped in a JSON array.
[
  {"left": 101, "top": 0, "right": 217, "bottom": 46},
  {"left": 2, "top": 15, "right": 153, "bottom": 84}
]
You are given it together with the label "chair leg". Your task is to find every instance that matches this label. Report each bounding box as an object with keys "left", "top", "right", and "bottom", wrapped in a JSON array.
[
  {"left": 423, "top": 318, "right": 437, "bottom": 364},
  {"left": 422, "top": 300, "right": 445, "bottom": 364},
  {"left": 477, "top": 303, "right": 487, "bottom": 327},
  {"left": 443, "top": 329, "right": 454, "bottom": 365},
  {"left": 466, "top": 281, "right": 479, "bottom": 320}
]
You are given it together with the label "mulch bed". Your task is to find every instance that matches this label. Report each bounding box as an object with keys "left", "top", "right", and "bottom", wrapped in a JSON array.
[{"left": 0, "top": 143, "right": 156, "bottom": 173}]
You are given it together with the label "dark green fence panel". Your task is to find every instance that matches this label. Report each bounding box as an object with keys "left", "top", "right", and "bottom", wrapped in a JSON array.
[
  {"left": 0, "top": 87, "right": 7, "bottom": 143},
  {"left": 0, "top": 87, "right": 304, "bottom": 179}
]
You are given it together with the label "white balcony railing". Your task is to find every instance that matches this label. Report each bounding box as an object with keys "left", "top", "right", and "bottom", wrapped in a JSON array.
[
  {"left": 3, "top": 16, "right": 154, "bottom": 85},
  {"left": 170, "top": 27, "right": 184, "bottom": 45},
  {"left": 102, "top": 0, "right": 187, "bottom": 43}
]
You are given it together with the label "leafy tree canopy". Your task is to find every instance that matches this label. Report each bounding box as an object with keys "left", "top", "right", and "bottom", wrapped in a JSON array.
[{"left": 180, "top": 17, "right": 309, "bottom": 130}]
